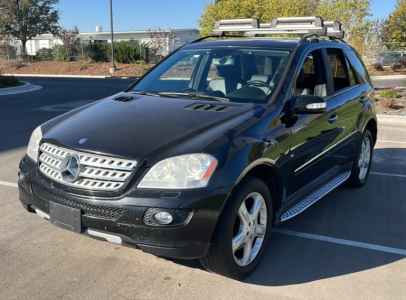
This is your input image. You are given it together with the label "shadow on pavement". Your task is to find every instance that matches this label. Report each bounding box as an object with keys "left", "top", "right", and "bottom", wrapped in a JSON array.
[{"left": 170, "top": 148, "right": 406, "bottom": 285}]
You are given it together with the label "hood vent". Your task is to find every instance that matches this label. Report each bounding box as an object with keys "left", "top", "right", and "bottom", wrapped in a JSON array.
[
  {"left": 113, "top": 95, "right": 139, "bottom": 102},
  {"left": 184, "top": 103, "right": 240, "bottom": 112}
]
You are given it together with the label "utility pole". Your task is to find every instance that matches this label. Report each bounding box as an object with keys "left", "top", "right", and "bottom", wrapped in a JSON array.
[{"left": 110, "top": 0, "right": 117, "bottom": 73}]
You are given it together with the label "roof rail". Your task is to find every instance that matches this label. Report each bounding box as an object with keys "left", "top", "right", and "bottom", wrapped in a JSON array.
[{"left": 211, "top": 17, "right": 344, "bottom": 39}]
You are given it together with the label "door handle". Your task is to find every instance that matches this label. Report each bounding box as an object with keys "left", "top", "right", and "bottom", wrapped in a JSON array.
[
  {"left": 359, "top": 96, "right": 366, "bottom": 104},
  {"left": 328, "top": 113, "right": 338, "bottom": 124}
]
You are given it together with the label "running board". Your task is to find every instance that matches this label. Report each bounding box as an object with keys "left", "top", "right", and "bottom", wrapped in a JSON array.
[{"left": 280, "top": 171, "right": 351, "bottom": 222}]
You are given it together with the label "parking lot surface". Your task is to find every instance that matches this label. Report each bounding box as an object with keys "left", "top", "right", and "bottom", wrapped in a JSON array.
[{"left": 0, "top": 77, "right": 405, "bottom": 299}]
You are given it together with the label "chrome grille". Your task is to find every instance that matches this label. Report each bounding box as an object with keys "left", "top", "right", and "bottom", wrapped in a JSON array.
[{"left": 38, "top": 143, "right": 137, "bottom": 191}]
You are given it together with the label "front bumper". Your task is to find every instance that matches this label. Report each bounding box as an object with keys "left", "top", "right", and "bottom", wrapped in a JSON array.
[{"left": 19, "top": 155, "right": 230, "bottom": 259}]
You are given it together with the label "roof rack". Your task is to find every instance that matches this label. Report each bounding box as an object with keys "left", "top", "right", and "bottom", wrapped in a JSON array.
[{"left": 211, "top": 17, "right": 344, "bottom": 39}]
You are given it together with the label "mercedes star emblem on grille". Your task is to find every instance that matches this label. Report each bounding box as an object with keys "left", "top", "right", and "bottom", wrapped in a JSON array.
[{"left": 59, "top": 154, "right": 81, "bottom": 183}]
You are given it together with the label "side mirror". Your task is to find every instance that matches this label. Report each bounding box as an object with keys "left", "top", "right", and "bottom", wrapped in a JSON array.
[{"left": 294, "top": 95, "right": 327, "bottom": 114}]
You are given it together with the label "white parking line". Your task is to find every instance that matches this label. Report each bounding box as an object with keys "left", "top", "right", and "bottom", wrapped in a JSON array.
[
  {"left": 0, "top": 180, "right": 18, "bottom": 188},
  {"left": 370, "top": 172, "right": 406, "bottom": 178},
  {"left": 273, "top": 228, "right": 406, "bottom": 256},
  {"left": 377, "top": 140, "right": 406, "bottom": 144}
]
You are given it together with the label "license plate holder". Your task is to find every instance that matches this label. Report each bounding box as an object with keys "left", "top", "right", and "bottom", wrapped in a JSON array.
[{"left": 49, "top": 202, "right": 83, "bottom": 233}]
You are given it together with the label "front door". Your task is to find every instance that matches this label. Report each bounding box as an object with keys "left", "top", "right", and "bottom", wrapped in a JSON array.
[{"left": 286, "top": 48, "right": 342, "bottom": 199}]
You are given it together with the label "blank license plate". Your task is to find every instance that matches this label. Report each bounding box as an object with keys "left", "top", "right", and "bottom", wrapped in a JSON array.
[{"left": 49, "top": 202, "right": 83, "bottom": 233}]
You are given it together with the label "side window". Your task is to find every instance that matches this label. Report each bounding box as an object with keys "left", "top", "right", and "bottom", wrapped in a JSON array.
[
  {"left": 345, "top": 56, "right": 358, "bottom": 86},
  {"left": 295, "top": 49, "right": 327, "bottom": 98},
  {"left": 302, "top": 53, "right": 315, "bottom": 75},
  {"left": 326, "top": 48, "right": 357, "bottom": 93}
]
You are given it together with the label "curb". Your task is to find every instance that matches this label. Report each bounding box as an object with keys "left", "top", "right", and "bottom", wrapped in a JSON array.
[
  {"left": 3, "top": 74, "right": 138, "bottom": 79},
  {"left": 0, "top": 81, "right": 42, "bottom": 96},
  {"left": 377, "top": 114, "right": 406, "bottom": 125},
  {"left": 4, "top": 74, "right": 109, "bottom": 79},
  {"left": 371, "top": 75, "right": 406, "bottom": 80}
]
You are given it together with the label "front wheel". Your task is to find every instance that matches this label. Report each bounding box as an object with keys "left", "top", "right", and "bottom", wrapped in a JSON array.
[
  {"left": 348, "top": 129, "right": 373, "bottom": 188},
  {"left": 199, "top": 177, "right": 273, "bottom": 280}
]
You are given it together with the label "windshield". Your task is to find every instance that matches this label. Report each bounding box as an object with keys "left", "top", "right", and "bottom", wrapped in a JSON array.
[{"left": 131, "top": 47, "right": 291, "bottom": 104}]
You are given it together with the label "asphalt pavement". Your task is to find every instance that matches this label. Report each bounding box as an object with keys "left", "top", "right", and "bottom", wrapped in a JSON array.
[{"left": 0, "top": 77, "right": 405, "bottom": 300}]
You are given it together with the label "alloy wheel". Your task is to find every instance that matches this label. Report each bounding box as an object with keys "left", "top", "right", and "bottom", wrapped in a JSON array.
[
  {"left": 358, "top": 137, "right": 371, "bottom": 180},
  {"left": 232, "top": 192, "right": 267, "bottom": 266}
]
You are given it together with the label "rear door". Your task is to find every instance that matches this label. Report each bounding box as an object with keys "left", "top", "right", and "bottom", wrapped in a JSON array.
[{"left": 323, "top": 46, "right": 366, "bottom": 166}]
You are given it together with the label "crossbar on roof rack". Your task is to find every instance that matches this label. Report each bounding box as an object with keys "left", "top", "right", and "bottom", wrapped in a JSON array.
[
  {"left": 325, "top": 21, "right": 344, "bottom": 38},
  {"left": 211, "top": 17, "right": 344, "bottom": 39}
]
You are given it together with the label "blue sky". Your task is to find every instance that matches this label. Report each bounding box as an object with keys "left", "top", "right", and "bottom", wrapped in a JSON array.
[{"left": 56, "top": 0, "right": 398, "bottom": 33}]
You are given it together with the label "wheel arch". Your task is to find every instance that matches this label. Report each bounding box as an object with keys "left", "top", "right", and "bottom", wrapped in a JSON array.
[
  {"left": 362, "top": 117, "right": 378, "bottom": 146},
  {"left": 226, "top": 159, "right": 284, "bottom": 225}
]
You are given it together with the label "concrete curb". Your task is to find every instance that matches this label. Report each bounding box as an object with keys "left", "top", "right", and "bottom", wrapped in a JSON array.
[
  {"left": 371, "top": 75, "right": 406, "bottom": 80},
  {"left": 377, "top": 114, "right": 406, "bottom": 125},
  {"left": 0, "top": 81, "right": 42, "bottom": 96},
  {"left": 4, "top": 74, "right": 109, "bottom": 79}
]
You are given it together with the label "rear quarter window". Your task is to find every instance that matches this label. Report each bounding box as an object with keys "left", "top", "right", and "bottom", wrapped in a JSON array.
[{"left": 346, "top": 48, "right": 369, "bottom": 85}]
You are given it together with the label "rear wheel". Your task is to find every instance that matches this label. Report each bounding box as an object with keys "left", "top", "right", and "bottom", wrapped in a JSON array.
[
  {"left": 199, "top": 177, "right": 273, "bottom": 280},
  {"left": 348, "top": 129, "right": 373, "bottom": 188}
]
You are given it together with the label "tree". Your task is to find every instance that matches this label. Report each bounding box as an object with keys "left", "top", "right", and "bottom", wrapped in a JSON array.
[
  {"left": 382, "top": 0, "right": 406, "bottom": 42},
  {"left": 0, "top": 0, "right": 59, "bottom": 59},
  {"left": 198, "top": 0, "right": 372, "bottom": 53},
  {"left": 147, "top": 27, "right": 176, "bottom": 60},
  {"left": 316, "top": 0, "right": 372, "bottom": 45},
  {"left": 54, "top": 26, "right": 80, "bottom": 61},
  {"left": 198, "top": 0, "right": 320, "bottom": 37}
]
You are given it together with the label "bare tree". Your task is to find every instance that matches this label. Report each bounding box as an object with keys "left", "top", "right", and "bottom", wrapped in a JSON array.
[
  {"left": 369, "top": 19, "right": 388, "bottom": 58},
  {"left": 54, "top": 26, "right": 80, "bottom": 61},
  {"left": 0, "top": 34, "right": 13, "bottom": 58},
  {"left": 147, "top": 26, "right": 176, "bottom": 60}
]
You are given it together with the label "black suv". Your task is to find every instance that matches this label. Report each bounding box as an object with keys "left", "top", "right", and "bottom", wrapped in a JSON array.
[{"left": 18, "top": 17, "right": 377, "bottom": 280}]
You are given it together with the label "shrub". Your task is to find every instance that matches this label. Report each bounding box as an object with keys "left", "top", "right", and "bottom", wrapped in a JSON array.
[
  {"left": 371, "top": 62, "right": 384, "bottom": 71},
  {"left": 379, "top": 89, "right": 400, "bottom": 98},
  {"left": 76, "top": 60, "right": 87, "bottom": 71},
  {"left": 398, "top": 58, "right": 406, "bottom": 67},
  {"left": 391, "top": 62, "right": 402, "bottom": 72},
  {"left": 107, "top": 39, "right": 150, "bottom": 63},
  {"left": 86, "top": 41, "right": 109, "bottom": 62},
  {"left": 36, "top": 48, "right": 54, "bottom": 61},
  {"left": 53, "top": 44, "right": 71, "bottom": 62},
  {"left": 0, "top": 74, "right": 19, "bottom": 88},
  {"left": 381, "top": 97, "right": 398, "bottom": 109}
]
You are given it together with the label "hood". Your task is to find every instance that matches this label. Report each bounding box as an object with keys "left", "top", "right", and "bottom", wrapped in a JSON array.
[{"left": 42, "top": 93, "right": 264, "bottom": 166}]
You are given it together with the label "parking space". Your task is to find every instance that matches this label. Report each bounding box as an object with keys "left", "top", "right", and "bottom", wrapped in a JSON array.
[{"left": 0, "top": 79, "right": 405, "bottom": 299}]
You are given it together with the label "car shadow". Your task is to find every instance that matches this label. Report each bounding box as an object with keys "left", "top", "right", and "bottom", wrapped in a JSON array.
[{"left": 170, "top": 148, "right": 406, "bottom": 285}]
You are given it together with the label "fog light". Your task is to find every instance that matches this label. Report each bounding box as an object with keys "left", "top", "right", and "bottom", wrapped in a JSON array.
[
  {"left": 153, "top": 211, "right": 174, "bottom": 225},
  {"left": 19, "top": 171, "right": 25, "bottom": 182}
]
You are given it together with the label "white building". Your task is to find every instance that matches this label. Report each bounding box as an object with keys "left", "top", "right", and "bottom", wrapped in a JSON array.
[{"left": 14, "top": 27, "right": 199, "bottom": 56}]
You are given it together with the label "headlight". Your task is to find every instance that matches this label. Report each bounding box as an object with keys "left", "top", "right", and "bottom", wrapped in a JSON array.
[
  {"left": 138, "top": 154, "right": 218, "bottom": 189},
  {"left": 26, "top": 126, "right": 43, "bottom": 162}
]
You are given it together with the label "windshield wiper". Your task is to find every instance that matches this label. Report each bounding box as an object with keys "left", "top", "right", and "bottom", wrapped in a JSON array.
[
  {"left": 159, "top": 92, "right": 229, "bottom": 102},
  {"left": 128, "top": 91, "right": 161, "bottom": 97}
]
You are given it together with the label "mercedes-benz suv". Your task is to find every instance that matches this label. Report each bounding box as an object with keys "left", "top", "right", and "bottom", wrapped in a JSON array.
[{"left": 18, "top": 17, "right": 377, "bottom": 279}]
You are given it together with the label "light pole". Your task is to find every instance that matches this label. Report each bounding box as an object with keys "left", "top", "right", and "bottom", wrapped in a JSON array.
[{"left": 110, "top": 0, "right": 117, "bottom": 73}]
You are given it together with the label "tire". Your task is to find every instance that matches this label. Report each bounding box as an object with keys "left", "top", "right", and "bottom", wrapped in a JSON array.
[
  {"left": 199, "top": 176, "right": 273, "bottom": 280},
  {"left": 348, "top": 129, "right": 373, "bottom": 188}
]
